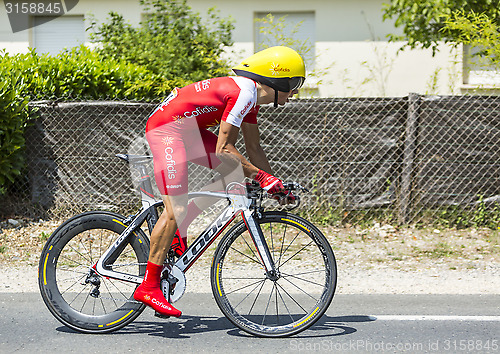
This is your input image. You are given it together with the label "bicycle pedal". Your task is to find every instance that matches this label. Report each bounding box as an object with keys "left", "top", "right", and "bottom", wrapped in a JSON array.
[{"left": 154, "top": 311, "right": 170, "bottom": 319}]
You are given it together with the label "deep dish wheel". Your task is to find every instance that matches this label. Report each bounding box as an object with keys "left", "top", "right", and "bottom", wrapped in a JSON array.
[
  {"left": 211, "top": 211, "right": 336, "bottom": 337},
  {"left": 39, "top": 212, "right": 149, "bottom": 333}
]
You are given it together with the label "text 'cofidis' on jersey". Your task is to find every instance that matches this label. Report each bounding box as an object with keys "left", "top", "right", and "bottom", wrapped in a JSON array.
[
  {"left": 183, "top": 106, "right": 218, "bottom": 118},
  {"left": 164, "top": 146, "right": 177, "bottom": 180},
  {"left": 240, "top": 100, "right": 253, "bottom": 116}
]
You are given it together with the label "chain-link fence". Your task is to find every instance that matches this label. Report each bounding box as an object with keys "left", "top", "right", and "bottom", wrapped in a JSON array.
[{"left": 4, "top": 95, "right": 500, "bottom": 227}]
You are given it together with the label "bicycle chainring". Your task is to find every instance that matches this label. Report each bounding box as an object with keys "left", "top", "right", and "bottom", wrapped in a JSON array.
[{"left": 160, "top": 265, "right": 186, "bottom": 303}]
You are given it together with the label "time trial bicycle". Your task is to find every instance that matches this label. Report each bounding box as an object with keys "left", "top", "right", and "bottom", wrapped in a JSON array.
[{"left": 39, "top": 154, "right": 337, "bottom": 337}]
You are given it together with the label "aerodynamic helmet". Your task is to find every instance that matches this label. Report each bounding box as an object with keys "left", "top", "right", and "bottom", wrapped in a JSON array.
[{"left": 232, "top": 46, "right": 306, "bottom": 93}]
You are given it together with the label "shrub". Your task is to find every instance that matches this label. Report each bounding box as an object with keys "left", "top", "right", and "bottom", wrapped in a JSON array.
[
  {"left": 90, "top": 0, "right": 234, "bottom": 84},
  {"left": 5, "top": 47, "right": 170, "bottom": 100},
  {"left": 0, "top": 67, "right": 29, "bottom": 191},
  {"left": 0, "top": 47, "right": 166, "bottom": 194}
]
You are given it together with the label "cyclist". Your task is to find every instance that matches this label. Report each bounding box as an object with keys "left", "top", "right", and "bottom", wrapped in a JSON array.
[{"left": 134, "top": 46, "right": 306, "bottom": 317}]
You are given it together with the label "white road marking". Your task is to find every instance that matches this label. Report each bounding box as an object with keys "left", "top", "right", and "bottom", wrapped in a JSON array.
[{"left": 370, "top": 315, "right": 500, "bottom": 321}]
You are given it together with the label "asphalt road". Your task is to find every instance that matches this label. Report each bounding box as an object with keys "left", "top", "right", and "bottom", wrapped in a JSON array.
[{"left": 1, "top": 293, "right": 499, "bottom": 353}]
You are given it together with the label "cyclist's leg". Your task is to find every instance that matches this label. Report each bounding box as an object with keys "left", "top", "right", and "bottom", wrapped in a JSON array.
[
  {"left": 188, "top": 128, "right": 221, "bottom": 171},
  {"left": 188, "top": 128, "right": 245, "bottom": 201},
  {"left": 133, "top": 195, "right": 188, "bottom": 317},
  {"left": 194, "top": 129, "right": 245, "bottom": 192},
  {"left": 148, "top": 194, "right": 188, "bottom": 264},
  {"left": 137, "top": 124, "right": 191, "bottom": 317},
  {"left": 175, "top": 128, "right": 244, "bottom": 245},
  {"left": 175, "top": 129, "right": 222, "bottom": 241}
]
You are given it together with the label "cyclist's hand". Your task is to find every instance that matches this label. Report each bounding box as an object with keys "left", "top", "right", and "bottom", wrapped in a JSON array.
[{"left": 254, "top": 170, "right": 295, "bottom": 205}]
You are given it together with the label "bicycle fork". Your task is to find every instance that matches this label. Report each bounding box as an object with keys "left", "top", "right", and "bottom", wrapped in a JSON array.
[{"left": 241, "top": 210, "right": 279, "bottom": 280}]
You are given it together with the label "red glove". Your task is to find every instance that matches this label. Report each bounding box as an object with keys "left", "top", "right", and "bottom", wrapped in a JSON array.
[
  {"left": 254, "top": 170, "right": 295, "bottom": 203},
  {"left": 254, "top": 170, "right": 285, "bottom": 194}
]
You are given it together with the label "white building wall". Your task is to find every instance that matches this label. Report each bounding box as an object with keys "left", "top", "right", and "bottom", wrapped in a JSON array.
[
  {"left": 187, "top": 0, "right": 461, "bottom": 97},
  {"left": 0, "top": 0, "right": 461, "bottom": 97},
  {"left": 0, "top": 0, "right": 144, "bottom": 54}
]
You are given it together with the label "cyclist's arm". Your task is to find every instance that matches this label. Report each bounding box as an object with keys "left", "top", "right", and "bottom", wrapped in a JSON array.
[
  {"left": 216, "top": 120, "right": 259, "bottom": 178},
  {"left": 240, "top": 122, "right": 273, "bottom": 175}
]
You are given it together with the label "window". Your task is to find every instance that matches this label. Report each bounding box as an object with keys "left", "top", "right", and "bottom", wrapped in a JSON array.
[
  {"left": 33, "top": 15, "right": 85, "bottom": 55},
  {"left": 254, "top": 12, "right": 315, "bottom": 71},
  {"left": 463, "top": 45, "right": 500, "bottom": 86}
]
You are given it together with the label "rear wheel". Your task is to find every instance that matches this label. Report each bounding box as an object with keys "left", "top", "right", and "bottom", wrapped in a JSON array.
[
  {"left": 211, "top": 211, "right": 336, "bottom": 337},
  {"left": 39, "top": 212, "right": 149, "bottom": 333}
]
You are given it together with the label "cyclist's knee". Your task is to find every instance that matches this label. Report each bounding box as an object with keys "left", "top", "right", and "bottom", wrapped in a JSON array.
[
  {"left": 161, "top": 204, "right": 187, "bottom": 225},
  {"left": 171, "top": 205, "right": 187, "bottom": 223}
]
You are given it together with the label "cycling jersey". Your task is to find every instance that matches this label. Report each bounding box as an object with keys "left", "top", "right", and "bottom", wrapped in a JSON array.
[
  {"left": 146, "top": 76, "right": 260, "bottom": 195},
  {"left": 146, "top": 76, "right": 259, "bottom": 133}
]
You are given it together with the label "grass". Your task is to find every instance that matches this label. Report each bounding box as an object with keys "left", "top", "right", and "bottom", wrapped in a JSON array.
[
  {"left": 485, "top": 230, "right": 500, "bottom": 246},
  {"left": 39, "top": 232, "right": 50, "bottom": 241},
  {"left": 302, "top": 202, "right": 500, "bottom": 231},
  {"left": 422, "top": 242, "right": 457, "bottom": 259}
]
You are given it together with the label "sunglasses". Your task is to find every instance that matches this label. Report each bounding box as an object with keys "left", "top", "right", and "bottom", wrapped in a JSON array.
[{"left": 289, "top": 77, "right": 305, "bottom": 91}]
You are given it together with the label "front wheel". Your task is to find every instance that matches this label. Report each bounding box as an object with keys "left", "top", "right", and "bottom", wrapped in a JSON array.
[
  {"left": 38, "top": 211, "right": 150, "bottom": 333},
  {"left": 211, "top": 211, "right": 337, "bottom": 337}
]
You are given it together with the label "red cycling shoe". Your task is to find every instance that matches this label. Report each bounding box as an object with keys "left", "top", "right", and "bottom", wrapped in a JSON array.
[
  {"left": 134, "top": 284, "right": 181, "bottom": 317},
  {"left": 134, "top": 261, "right": 181, "bottom": 317}
]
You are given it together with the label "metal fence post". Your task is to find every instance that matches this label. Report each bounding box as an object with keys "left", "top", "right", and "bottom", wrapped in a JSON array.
[{"left": 398, "top": 93, "right": 420, "bottom": 224}]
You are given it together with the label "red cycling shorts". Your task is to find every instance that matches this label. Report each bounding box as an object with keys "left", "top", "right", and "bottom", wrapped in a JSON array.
[{"left": 146, "top": 121, "right": 221, "bottom": 196}]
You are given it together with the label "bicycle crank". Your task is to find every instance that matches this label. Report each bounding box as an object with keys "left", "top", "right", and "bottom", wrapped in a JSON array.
[{"left": 160, "top": 264, "right": 186, "bottom": 303}]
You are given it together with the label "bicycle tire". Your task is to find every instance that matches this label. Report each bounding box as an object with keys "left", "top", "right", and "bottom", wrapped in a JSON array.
[
  {"left": 38, "top": 211, "right": 150, "bottom": 334},
  {"left": 211, "top": 211, "right": 336, "bottom": 337}
]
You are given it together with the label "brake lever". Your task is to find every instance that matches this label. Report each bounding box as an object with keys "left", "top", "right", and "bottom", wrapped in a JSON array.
[
  {"left": 270, "top": 186, "right": 302, "bottom": 210},
  {"left": 283, "top": 182, "right": 309, "bottom": 193}
]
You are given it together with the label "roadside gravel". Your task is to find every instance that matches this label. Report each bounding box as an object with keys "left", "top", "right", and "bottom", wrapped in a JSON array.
[{"left": 1, "top": 219, "right": 499, "bottom": 294}]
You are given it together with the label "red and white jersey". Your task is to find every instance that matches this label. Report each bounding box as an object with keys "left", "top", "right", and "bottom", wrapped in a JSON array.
[{"left": 146, "top": 76, "right": 260, "bottom": 132}]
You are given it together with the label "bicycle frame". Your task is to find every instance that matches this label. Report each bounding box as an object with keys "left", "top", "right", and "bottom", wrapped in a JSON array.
[{"left": 95, "top": 181, "right": 277, "bottom": 284}]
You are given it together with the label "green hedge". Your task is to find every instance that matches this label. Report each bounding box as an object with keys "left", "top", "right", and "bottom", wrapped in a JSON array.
[
  {"left": 0, "top": 72, "right": 28, "bottom": 191},
  {"left": 92, "top": 0, "right": 234, "bottom": 84},
  {"left": 0, "top": 46, "right": 177, "bottom": 194},
  {"left": 0, "top": 47, "right": 177, "bottom": 100}
]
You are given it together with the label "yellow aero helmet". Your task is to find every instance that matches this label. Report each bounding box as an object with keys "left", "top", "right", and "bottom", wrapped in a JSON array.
[{"left": 233, "top": 46, "right": 305, "bottom": 92}]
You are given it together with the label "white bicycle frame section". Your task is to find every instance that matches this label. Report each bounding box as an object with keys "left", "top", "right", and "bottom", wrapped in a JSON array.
[{"left": 95, "top": 187, "right": 277, "bottom": 284}]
